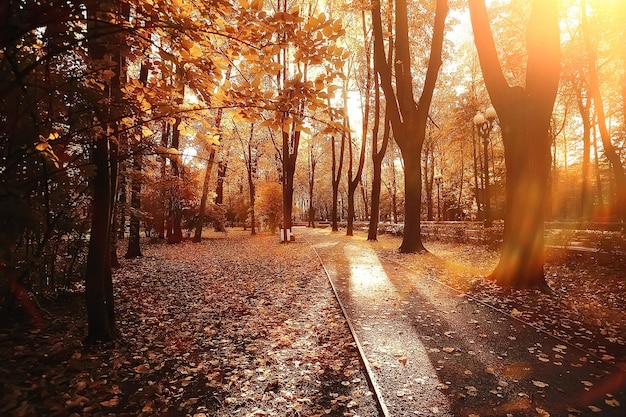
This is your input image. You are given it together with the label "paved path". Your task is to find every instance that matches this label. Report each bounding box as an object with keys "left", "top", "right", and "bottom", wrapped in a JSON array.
[{"left": 301, "top": 227, "right": 625, "bottom": 417}]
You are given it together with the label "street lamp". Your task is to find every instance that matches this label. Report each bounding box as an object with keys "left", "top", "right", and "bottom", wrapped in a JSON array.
[
  {"left": 434, "top": 174, "right": 443, "bottom": 222},
  {"left": 473, "top": 106, "right": 497, "bottom": 227}
]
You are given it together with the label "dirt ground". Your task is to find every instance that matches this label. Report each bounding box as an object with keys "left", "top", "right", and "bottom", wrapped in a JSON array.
[{"left": 0, "top": 227, "right": 624, "bottom": 417}]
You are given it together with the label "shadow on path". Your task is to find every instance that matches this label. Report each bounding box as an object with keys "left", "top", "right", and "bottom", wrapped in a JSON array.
[{"left": 303, "top": 228, "right": 626, "bottom": 417}]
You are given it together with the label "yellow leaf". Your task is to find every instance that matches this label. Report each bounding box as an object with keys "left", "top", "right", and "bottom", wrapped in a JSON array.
[
  {"left": 141, "top": 126, "right": 153, "bottom": 137},
  {"left": 511, "top": 308, "right": 522, "bottom": 316},
  {"left": 35, "top": 142, "right": 49, "bottom": 151},
  {"left": 532, "top": 380, "right": 549, "bottom": 388},
  {"left": 605, "top": 398, "right": 620, "bottom": 407},
  {"left": 189, "top": 44, "right": 202, "bottom": 58},
  {"left": 535, "top": 407, "right": 550, "bottom": 417}
]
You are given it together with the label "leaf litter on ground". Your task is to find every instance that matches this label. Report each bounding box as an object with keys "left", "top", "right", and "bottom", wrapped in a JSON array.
[{"left": 0, "top": 230, "right": 380, "bottom": 417}]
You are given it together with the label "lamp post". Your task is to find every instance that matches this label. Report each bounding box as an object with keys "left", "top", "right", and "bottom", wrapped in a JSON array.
[
  {"left": 434, "top": 174, "right": 443, "bottom": 222},
  {"left": 473, "top": 106, "right": 497, "bottom": 227}
]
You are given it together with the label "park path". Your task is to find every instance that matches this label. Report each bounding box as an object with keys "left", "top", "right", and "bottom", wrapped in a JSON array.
[{"left": 299, "top": 227, "right": 626, "bottom": 417}]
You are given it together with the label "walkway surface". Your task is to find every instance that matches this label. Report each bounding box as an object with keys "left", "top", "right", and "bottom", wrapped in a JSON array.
[{"left": 300, "top": 227, "right": 626, "bottom": 417}]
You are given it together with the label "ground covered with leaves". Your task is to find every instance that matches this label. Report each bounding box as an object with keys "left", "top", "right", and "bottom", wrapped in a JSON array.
[
  {"left": 0, "top": 230, "right": 380, "bottom": 417},
  {"left": 1, "top": 228, "right": 625, "bottom": 417}
]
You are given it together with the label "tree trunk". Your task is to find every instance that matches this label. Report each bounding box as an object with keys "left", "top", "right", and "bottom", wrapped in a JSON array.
[
  {"left": 577, "top": 86, "right": 592, "bottom": 220},
  {"left": 308, "top": 145, "right": 317, "bottom": 228},
  {"left": 126, "top": 63, "right": 148, "bottom": 257},
  {"left": 84, "top": 0, "right": 122, "bottom": 343},
  {"left": 398, "top": 148, "right": 426, "bottom": 252},
  {"left": 470, "top": 0, "right": 560, "bottom": 289},
  {"left": 85, "top": 132, "right": 117, "bottom": 343},
  {"left": 372, "top": 0, "right": 448, "bottom": 252},
  {"left": 193, "top": 148, "right": 216, "bottom": 241},
  {"left": 125, "top": 148, "right": 143, "bottom": 257},
  {"left": 331, "top": 128, "right": 345, "bottom": 232},
  {"left": 582, "top": 0, "right": 626, "bottom": 228},
  {"left": 489, "top": 104, "right": 550, "bottom": 288},
  {"left": 215, "top": 158, "right": 227, "bottom": 205}
]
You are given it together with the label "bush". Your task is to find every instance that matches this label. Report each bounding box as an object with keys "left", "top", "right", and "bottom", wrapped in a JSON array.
[{"left": 256, "top": 182, "right": 283, "bottom": 233}]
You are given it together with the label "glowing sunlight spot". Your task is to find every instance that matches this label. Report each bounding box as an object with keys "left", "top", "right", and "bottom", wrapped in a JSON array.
[{"left": 345, "top": 244, "right": 389, "bottom": 296}]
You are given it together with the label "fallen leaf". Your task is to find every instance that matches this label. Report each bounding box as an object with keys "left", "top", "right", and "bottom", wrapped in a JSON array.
[
  {"left": 605, "top": 398, "right": 620, "bottom": 407},
  {"left": 134, "top": 364, "right": 150, "bottom": 374},
  {"left": 100, "top": 397, "right": 119, "bottom": 407},
  {"left": 532, "top": 380, "right": 549, "bottom": 388}
]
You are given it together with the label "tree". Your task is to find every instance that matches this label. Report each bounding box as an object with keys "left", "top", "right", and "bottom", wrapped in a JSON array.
[
  {"left": 469, "top": 0, "right": 560, "bottom": 289},
  {"left": 330, "top": 102, "right": 346, "bottom": 232},
  {"left": 580, "top": 0, "right": 626, "bottom": 230},
  {"left": 372, "top": 0, "right": 449, "bottom": 252},
  {"left": 256, "top": 182, "right": 283, "bottom": 233},
  {"left": 84, "top": 0, "right": 126, "bottom": 343},
  {"left": 346, "top": 75, "right": 367, "bottom": 236}
]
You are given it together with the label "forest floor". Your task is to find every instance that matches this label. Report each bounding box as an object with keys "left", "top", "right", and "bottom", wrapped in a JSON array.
[{"left": 0, "top": 227, "right": 625, "bottom": 417}]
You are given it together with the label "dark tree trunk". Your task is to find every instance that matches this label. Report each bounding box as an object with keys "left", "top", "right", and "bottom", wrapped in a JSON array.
[
  {"left": 470, "top": 0, "right": 560, "bottom": 289},
  {"left": 125, "top": 148, "right": 143, "bottom": 258},
  {"left": 85, "top": 133, "right": 117, "bottom": 343},
  {"left": 215, "top": 158, "right": 227, "bottom": 205},
  {"left": 372, "top": 0, "right": 448, "bottom": 253},
  {"left": 193, "top": 148, "right": 216, "bottom": 242},
  {"left": 398, "top": 149, "right": 426, "bottom": 252},
  {"left": 247, "top": 125, "right": 257, "bottom": 236},
  {"left": 281, "top": 125, "right": 299, "bottom": 241},
  {"left": 126, "top": 63, "right": 148, "bottom": 257},
  {"left": 331, "top": 127, "right": 345, "bottom": 232},
  {"left": 308, "top": 145, "right": 317, "bottom": 228},
  {"left": 577, "top": 85, "right": 593, "bottom": 220},
  {"left": 84, "top": 0, "right": 124, "bottom": 343}
]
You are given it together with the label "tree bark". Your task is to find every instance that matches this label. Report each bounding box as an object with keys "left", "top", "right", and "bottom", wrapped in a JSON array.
[
  {"left": 193, "top": 148, "right": 216, "bottom": 241},
  {"left": 126, "top": 63, "right": 148, "bottom": 257},
  {"left": 331, "top": 112, "right": 345, "bottom": 232},
  {"left": 84, "top": 0, "right": 124, "bottom": 343},
  {"left": 372, "top": 0, "right": 448, "bottom": 253},
  {"left": 469, "top": 0, "right": 560, "bottom": 289}
]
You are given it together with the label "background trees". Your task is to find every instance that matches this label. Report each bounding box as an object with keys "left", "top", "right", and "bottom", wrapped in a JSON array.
[{"left": 2, "top": 0, "right": 625, "bottom": 334}]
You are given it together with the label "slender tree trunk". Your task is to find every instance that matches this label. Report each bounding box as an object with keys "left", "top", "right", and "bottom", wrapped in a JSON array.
[
  {"left": 582, "top": 0, "right": 626, "bottom": 228},
  {"left": 215, "top": 158, "right": 227, "bottom": 205},
  {"left": 126, "top": 63, "right": 148, "bottom": 257},
  {"left": 577, "top": 87, "right": 592, "bottom": 220},
  {"left": 193, "top": 149, "right": 216, "bottom": 241},
  {"left": 308, "top": 145, "right": 317, "bottom": 228},
  {"left": 248, "top": 125, "right": 257, "bottom": 235},
  {"left": 125, "top": 148, "right": 143, "bottom": 257},
  {"left": 331, "top": 125, "right": 345, "bottom": 232}
]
